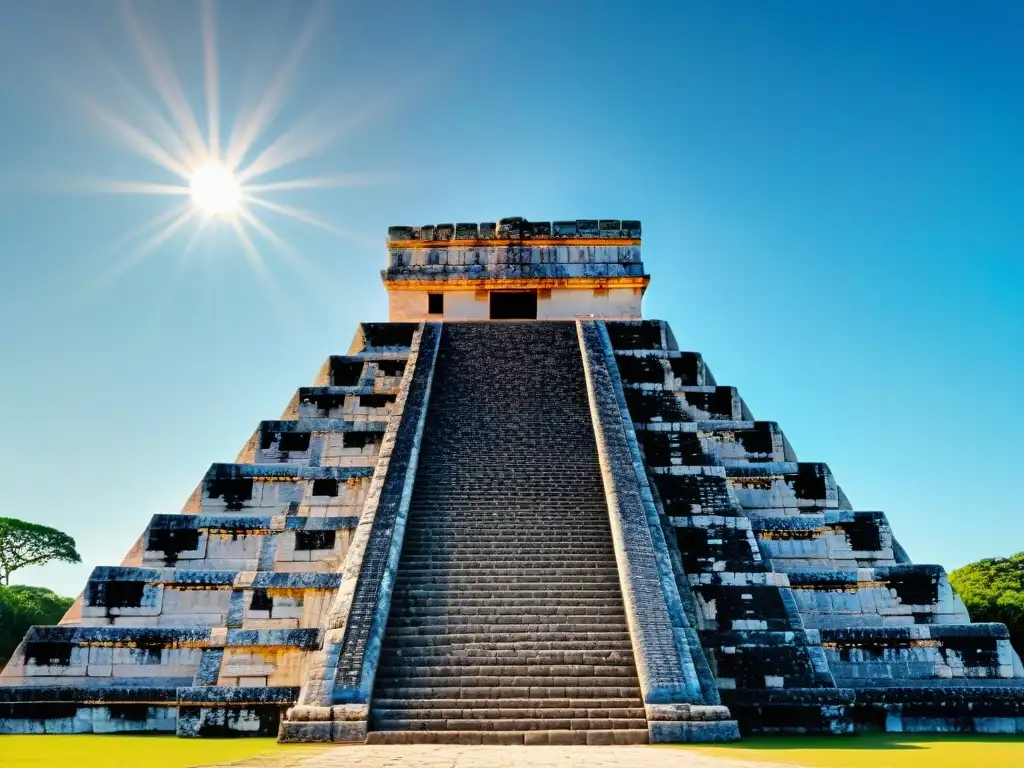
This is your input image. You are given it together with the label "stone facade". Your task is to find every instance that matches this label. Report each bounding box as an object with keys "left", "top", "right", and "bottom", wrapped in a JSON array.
[
  {"left": 1, "top": 218, "right": 1021, "bottom": 740},
  {"left": 0, "top": 322, "right": 424, "bottom": 736},
  {"left": 605, "top": 318, "right": 1024, "bottom": 734},
  {"left": 383, "top": 218, "right": 648, "bottom": 322}
]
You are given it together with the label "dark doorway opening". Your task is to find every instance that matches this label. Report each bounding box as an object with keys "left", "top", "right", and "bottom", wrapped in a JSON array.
[
  {"left": 427, "top": 293, "right": 444, "bottom": 315},
  {"left": 490, "top": 291, "right": 538, "bottom": 320}
]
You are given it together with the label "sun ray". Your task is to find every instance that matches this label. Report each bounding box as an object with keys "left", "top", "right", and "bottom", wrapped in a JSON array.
[
  {"left": 242, "top": 173, "right": 400, "bottom": 194},
  {"left": 234, "top": 52, "right": 444, "bottom": 184},
  {"left": 224, "top": 1, "right": 327, "bottom": 171},
  {"left": 62, "top": 179, "right": 191, "bottom": 196},
  {"left": 41, "top": 0, "right": 416, "bottom": 303},
  {"left": 78, "top": 98, "right": 193, "bottom": 179},
  {"left": 119, "top": 0, "right": 209, "bottom": 164},
  {"left": 237, "top": 207, "right": 294, "bottom": 254},
  {"left": 229, "top": 215, "right": 273, "bottom": 285},
  {"left": 239, "top": 207, "right": 349, "bottom": 306},
  {"left": 182, "top": 215, "right": 213, "bottom": 257},
  {"left": 237, "top": 206, "right": 314, "bottom": 281},
  {"left": 234, "top": 103, "right": 348, "bottom": 183},
  {"left": 232, "top": 212, "right": 308, "bottom": 331},
  {"left": 78, "top": 37, "right": 200, "bottom": 170},
  {"left": 92, "top": 204, "right": 196, "bottom": 290},
  {"left": 200, "top": 0, "right": 220, "bottom": 161},
  {"left": 148, "top": 215, "right": 213, "bottom": 324},
  {"left": 243, "top": 194, "right": 360, "bottom": 240},
  {"left": 93, "top": 201, "right": 196, "bottom": 259}
]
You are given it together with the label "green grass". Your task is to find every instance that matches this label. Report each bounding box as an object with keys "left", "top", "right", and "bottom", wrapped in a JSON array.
[
  {"left": 1, "top": 733, "right": 1022, "bottom": 768},
  {"left": 0, "top": 735, "right": 301, "bottom": 768},
  {"left": 675, "top": 733, "right": 1024, "bottom": 767}
]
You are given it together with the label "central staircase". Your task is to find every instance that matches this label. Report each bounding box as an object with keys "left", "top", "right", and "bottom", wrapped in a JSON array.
[{"left": 368, "top": 322, "right": 649, "bottom": 745}]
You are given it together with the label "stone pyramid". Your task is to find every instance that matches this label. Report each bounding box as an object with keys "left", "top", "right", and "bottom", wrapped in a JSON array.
[{"left": 2, "top": 218, "right": 1021, "bottom": 742}]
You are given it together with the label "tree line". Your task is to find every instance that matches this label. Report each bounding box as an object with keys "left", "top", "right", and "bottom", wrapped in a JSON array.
[{"left": 0, "top": 517, "right": 80, "bottom": 667}]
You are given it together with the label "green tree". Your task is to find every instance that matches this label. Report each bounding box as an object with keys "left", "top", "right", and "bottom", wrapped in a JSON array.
[
  {"left": 949, "top": 552, "right": 1024, "bottom": 657},
  {"left": 0, "top": 585, "right": 74, "bottom": 668},
  {"left": 0, "top": 517, "right": 81, "bottom": 586}
]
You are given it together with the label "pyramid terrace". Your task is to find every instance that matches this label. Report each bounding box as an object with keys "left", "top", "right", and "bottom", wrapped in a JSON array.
[{"left": 1, "top": 217, "right": 1022, "bottom": 743}]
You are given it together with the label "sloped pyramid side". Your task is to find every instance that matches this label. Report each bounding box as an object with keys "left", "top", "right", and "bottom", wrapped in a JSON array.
[
  {"left": 0, "top": 322, "right": 422, "bottom": 736},
  {"left": 606, "top": 319, "right": 1024, "bottom": 734}
]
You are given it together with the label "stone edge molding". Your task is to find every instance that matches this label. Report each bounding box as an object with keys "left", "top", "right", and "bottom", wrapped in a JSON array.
[
  {"left": 577, "top": 320, "right": 740, "bottom": 743},
  {"left": 279, "top": 322, "right": 442, "bottom": 743},
  {"left": 387, "top": 218, "right": 642, "bottom": 246}
]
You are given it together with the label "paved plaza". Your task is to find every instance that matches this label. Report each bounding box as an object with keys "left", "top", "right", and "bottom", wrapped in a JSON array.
[{"left": 202, "top": 745, "right": 789, "bottom": 768}]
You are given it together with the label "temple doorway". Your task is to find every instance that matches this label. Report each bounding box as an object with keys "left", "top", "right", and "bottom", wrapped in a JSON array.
[{"left": 489, "top": 290, "right": 538, "bottom": 319}]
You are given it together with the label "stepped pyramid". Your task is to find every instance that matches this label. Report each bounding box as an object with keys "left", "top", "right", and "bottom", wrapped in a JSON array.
[{"left": 2, "top": 217, "right": 1022, "bottom": 742}]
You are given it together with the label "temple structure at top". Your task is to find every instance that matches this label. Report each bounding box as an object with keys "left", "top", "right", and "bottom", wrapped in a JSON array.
[
  {"left": 0, "top": 217, "right": 1022, "bottom": 743},
  {"left": 383, "top": 218, "right": 647, "bottom": 321}
]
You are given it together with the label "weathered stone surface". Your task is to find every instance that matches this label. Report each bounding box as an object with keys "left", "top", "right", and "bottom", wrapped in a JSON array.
[
  {"left": 2, "top": 218, "right": 1022, "bottom": 742},
  {"left": 605, "top": 317, "right": 1024, "bottom": 736},
  {"left": 367, "top": 323, "right": 654, "bottom": 742}
]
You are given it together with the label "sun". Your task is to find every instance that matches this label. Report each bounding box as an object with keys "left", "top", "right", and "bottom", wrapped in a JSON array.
[
  {"left": 68, "top": 1, "right": 380, "bottom": 287},
  {"left": 189, "top": 162, "right": 241, "bottom": 216}
]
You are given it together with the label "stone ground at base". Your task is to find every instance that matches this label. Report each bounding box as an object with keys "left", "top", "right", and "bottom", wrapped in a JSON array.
[{"left": 199, "top": 745, "right": 791, "bottom": 768}]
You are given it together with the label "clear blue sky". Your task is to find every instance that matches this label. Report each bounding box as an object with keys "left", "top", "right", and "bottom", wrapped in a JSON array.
[{"left": 0, "top": 1, "right": 1021, "bottom": 595}]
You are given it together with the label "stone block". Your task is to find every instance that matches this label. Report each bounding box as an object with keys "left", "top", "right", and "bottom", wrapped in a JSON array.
[
  {"left": 278, "top": 719, "right": 334, "bottom": 742},
  {"left": 332, "top": 720, "right": 367, "bottom": 742},
  {"left": 649, "top": 719, "right": 740, "bottom": 743}
]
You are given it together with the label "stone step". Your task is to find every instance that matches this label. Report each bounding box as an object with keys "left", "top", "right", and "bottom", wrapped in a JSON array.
[
  {"left": 404, "top": 521, "right": 612, "bottom": 529},
  {"left": 407, "top": 502, "right": 607, "bottom": 509},
  {"left": 412, "top": 468, "right": 601, "bottom": 475},
  {"left": 409, "top": 491, "right": 604, "bottom": 498},
  {"left": 411, "top": 485, "right": 604, "bottom": 492},
  {"left": 386, "top": 619, "right": 629, "bottom": 631},
  {"left": 398, "top": 555, "right": 617, "bottom": 566},
  {"left": 393, "top": 574, "right": 622, "bottom": 587},
  {"left": 385, "top": 614, "right": 622, "bottom": 626},
  {"left": 404, "top": 519, "right": 612, "bottom": 528},
  {"left": 372, "top": 697, "right": 644, "bottom": 711},
  {"left": 405, "top": 516, "right": 607, "bottom": 523},
  {"left": 389, "top": 599, "right": 626, "bottom": 611},
  {"left": 387, "top": 593, "right": 618, "bottom": 606},
  {"left": 369, "top": 323, "right": 641, "bottom": 739},
  {"left": 405, "top": 533, "right": 609, "bottom": 538},
  {"left": 384, "top": 641, "right": 634, "bottom": 656},
  {"left": 385, "top": 626, "right": 631, "bottom": 638},
  {"left": 378, "top": 659, "right": 639, "bottom": 676},
  {"left": 397, "top": 562, "right": 619, "bottom": 570},
  {"left": 379, "top": 649, "right": 635, "bottom": 665},
  {"left": 409, "top": 509, "right": 605, "bottom": 515},
  {"left": 373, "top": 707, "right": 647, "bottom": 722},
  {"left": 402, "top": 533, "right": 611, "bottom": 540},
  {"left": 400, "top": 539, "right": 611, "bottom": 548},
  {"left": 400, "top": 545, "right": 615, "bottom": 555},
  {"left": 414, "top": 473, "right": 598, "bottom": 479},
  {"left": 370, "top": 717, "right": 650, "bottom": 732},
  {"left": 385, "top": 626, "right": 630, "bottom": 638},
  {"left": 395, "top": 566, "right": 621, "bottom": 579},
  {"left": 388, "top": 596, "right": 626, "bottom": 609},
  {"left": 374, "top": 673, "right": 641, "bottom": 688},
  {"left": 402, "top": 540, "right": 607, "bottom": 550},
  {"left": 364, "top": 729, "right": 650, "bottom": 745},
  {"left": 372, "top": 685, "right": 644, "bottom": 700},
  {"left": 391, "top": 582, "right": 621, "bottom": 592},
  {"left": 383, "top": 629, "right": 634, "bottom": 644},
  {"left": 406, "top": 524, "right": 606, "bottom": 530}
]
